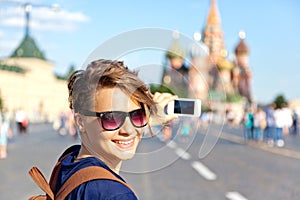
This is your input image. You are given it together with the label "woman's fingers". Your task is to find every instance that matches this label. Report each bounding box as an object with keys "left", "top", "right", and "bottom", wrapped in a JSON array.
[
  {"left": 149, "top": 92, "right": 179, "bottom": 126},
  {"left": 153, "top": 92, "right": 177, "bottom": 106}
]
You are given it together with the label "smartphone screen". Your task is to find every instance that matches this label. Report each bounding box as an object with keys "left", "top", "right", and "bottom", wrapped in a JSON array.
[{"left": 174, "top": 100, "right": 195, "bottom": 115}]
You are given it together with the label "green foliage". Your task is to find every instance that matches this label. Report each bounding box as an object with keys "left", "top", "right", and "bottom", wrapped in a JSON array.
[
  {"left": 149, "top": 84, "right": 174, "bottom": 95},
  {"left": 0, "top": 91, "right": 3, "bottom": 113},
  {"left": 273, "top": 94, "right": 288, "bottom": 109},
  {"left": 0, "top": 63, "right": 26, "bottom": 73},
  {"left": 65, "top": 64, "right": 76, "bottom": 79},
  {"left": 166, "top": 40, "right": 185, "bottom": 59},
  {"left": 225, "top": 92, "right": 243, "bottom": 103},
  {"left": 207, "top": 89, "right": 243, "bottom": 103},
  {"left": 55, "top": 64, "right": 76, "bottom": 80},
  {"left": 208, "top": 89, "right": 226, "bottom": 101},
  {"left": 55, "top": 74, "right": 66, "bottom": 80},
  {"left": 201, "top": 103, "right": 213, "bottom": 113}
]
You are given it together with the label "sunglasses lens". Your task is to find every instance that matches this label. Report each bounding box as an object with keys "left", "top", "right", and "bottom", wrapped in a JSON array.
[
  {"left": 130, "top": 109, "right": 147, "bottom": 127},
  {"left": 98, "top": 109, "right": 147, "bottom": 131},
  {"left": 101, "top": 112, "right": 125, "bottom": 130}
]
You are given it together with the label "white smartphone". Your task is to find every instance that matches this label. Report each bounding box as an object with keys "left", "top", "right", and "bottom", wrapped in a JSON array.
[{"left": 166, "top": 98, "right": 201, "bottom": 117}]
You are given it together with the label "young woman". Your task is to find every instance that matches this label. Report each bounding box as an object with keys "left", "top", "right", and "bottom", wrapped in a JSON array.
[{"left": 54, "top": 59, "right": 177, "bottom": 199}]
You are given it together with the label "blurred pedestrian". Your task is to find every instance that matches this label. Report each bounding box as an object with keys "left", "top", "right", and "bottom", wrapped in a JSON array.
[
  {"left": 226, "top": 109, "right": 235, "bottom": 126},
  {"left": 292, "top": 111, "right": 298, "bottom": 135},
  {"left": 274, "top": 108, "right": 285, "bottom": 147},
  {"left": 281, "top": 105, "right": 293, "bottom": 136},
  {"left": 265, "top": 103, "right": 276, "bottom": 145},
  {"left": 162, "top": 124, "right": 172, "bottom": 142},
  {"left": 67, "top": 110, "right": 78, "bottom": 140},
  {"left": 15, "top": 108, "right": 28, "bottom": 134},
  {"left": 179, "top": 118, "right": 191, "bottom": 143},
  {"left": 30, "top": 59, "right": 178, "bottom": 199},
  {"left": 0, "top": 112, "right": 12, "bottom": 159},
  {"left": 57, "top": 111, "right": 68, "bottom": 136},
  {"left": 253, "top": 108, "right": 266, "bottom": 143},
  {"left": 243, "top": 107, "right": 254, "bottom": 141}
]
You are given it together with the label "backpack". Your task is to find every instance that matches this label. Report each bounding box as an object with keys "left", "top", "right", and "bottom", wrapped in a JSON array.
[{"left": 28, "top": 148, "right": 136, "bottom": 200}]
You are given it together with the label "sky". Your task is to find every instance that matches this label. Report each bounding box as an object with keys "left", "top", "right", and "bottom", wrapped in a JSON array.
[{"left": 0, "top": 0, "right": 299, "bottom": 104}]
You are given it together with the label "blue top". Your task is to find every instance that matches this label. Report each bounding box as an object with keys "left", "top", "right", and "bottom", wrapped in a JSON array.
[
  {"left": 244, "top": 112, "right": 254, "bottom": 128},
  {"left": 56, "top": 145, "right": 138, "bottom": 200},
  {"left": 265, "top": 107, "right": 275, "bottom": 127}
]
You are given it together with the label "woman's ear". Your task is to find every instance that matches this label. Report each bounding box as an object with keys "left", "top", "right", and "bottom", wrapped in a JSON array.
[{"left": 74, "top": 113, "right": 86, "bottom": 133}]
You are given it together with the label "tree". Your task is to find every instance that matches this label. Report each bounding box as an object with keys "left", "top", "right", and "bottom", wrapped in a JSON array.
[
  {"left": 65, "top": 64, "right": 76, "bottom": 79},
  {"left": 0, "top": 91, "right": 3, "bottom": 113},
  {"left": 273, "top": 94, "right": 288, "bottom": 109},
  {"left": 149, "top": 84, "right": 174, "bottom": 95},
  {"left": 55, "top": 64, "right": 77, "bottom": 80}
]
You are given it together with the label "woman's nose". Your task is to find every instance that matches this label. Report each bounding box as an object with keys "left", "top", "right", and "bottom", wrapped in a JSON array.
[{"left": 118, "top": 117, "right": 137, "bottom": 136}]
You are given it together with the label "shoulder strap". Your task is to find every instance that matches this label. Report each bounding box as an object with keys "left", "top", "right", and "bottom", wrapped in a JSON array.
[
  {"left": 28, "top": 152, "right": 73, "bottom": 200},
  {"left": 29, "top": 146, "right": 137, "bottom": 200},
  {"left": 49, "top": 145, "right": 80, "bottom": 191},
  {"left": 49, "top": 152, "right": 72, "bottom": 193},
  {"left": 55, "top": 166, "right": 137, "bottom": 200},
  {"left": 28, "top": 166, "right": 54, "bottom": 200}
]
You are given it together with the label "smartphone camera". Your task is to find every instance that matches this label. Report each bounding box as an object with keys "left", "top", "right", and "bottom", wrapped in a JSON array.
[{"left": 167, "top": 98, "right": 201, "bottom": 117}]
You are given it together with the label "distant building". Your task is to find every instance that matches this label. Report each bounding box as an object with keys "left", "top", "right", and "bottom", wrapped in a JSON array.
[
  {"left": 202, "top": 0, "right": 252, "bottom": 104},
  {"left": 162, "top": 0, "right": 253, "bottom": 107},
  {"left": 162, "top": 31, "right": 190, "bottom": 98},
  {"left": 0, "top": 34, "right": 68, "bottom": 122}
]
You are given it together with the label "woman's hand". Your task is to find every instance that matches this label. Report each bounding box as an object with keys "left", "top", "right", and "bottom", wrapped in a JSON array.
[{"left": 149, "top": 92, "right": 178, "bottom": 126}]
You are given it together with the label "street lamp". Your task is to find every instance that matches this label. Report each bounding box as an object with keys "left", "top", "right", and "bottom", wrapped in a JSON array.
[
  {"left": 0, "top": 1, "right": 60, "bottom": 37},
  {"left": 24, "top": 3, "right": 32, "bottom": 37},
  {"left": 21, "top": 2, "right": 60, "bottom": 37}
]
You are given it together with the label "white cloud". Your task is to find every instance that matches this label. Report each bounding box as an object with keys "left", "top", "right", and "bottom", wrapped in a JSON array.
[
  {"left": 1, "top": 17, "right": 24, "bottom": 27},
  {"left": 0, "top": 6, "right": 89, "bottom": 32}
]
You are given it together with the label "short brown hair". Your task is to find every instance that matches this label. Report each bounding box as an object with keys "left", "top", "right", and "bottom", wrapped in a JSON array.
[{"left": 67, "top": 59, "right": 156, "bottom": 114}]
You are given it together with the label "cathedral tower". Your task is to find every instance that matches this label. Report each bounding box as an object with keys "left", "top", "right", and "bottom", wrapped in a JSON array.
[
  {"left": 233, "top": 31, "right": 252, "bottom": 103},
  {"left": 203, "top": 0, "right": 225, "bottom": 64}
]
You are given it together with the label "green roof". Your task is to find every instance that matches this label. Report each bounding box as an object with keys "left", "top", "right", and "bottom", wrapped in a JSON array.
[
  {"left": 166, "top": 39, "right": 185, "bottom": 59},
  {"left": 10, "top": 35, "right": 46, "bottom": 60}
]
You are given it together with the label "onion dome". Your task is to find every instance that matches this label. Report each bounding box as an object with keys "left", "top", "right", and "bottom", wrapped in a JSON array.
[
  {"left": 166, "top": 31, "right": 185, "bottom": 59},
  {"left": 217, "top": 49, "right": 233, "bottom": 70},
  {"left": 235, "top": 31, "right": 249, "bottom": 56},
  {"left": 217, "top": 58, "right": 233, "bottom": 70}
]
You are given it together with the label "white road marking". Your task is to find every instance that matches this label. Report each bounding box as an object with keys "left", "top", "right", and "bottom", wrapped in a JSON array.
[
  {"left": 226, "top": 191, "right": 248, "bottom": 200},
  {"left": 167, "top": 138, "right": 246, "bottom": 200},
  {"left": 166, "top": 140, "right": 177, "bottom": 149},
  {"left": 175, "top": 148, "right": 191, "bottom": 160},
  {"left": 191, "top": 161, "right": 217, "bottom": 181}
]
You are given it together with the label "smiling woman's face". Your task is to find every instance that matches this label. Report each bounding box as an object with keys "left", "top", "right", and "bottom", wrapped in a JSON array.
[{"left": 81, "top": 87, "right": 145, "bottom": 164}]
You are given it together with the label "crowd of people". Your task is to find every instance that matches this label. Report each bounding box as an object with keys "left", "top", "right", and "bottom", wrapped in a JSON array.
[
  {"left": 0, "top": 109, "right": 31, "bottom": 159},
  {"left": 242, "top": 103, "right": 299, "bottom": 147},
  {"left": 0, "top": 108, "right": 78, "bottom": 160},
  {"left": 1, "top": 101, "right": 299, "bottom": 161},
  {"left": 53, "top": 110, "right": 79, "bottom": 140}
]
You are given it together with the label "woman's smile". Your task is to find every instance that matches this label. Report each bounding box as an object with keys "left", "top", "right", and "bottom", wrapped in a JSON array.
[{"left": 112, "top": 137, "right": 137, "bottom": 150}]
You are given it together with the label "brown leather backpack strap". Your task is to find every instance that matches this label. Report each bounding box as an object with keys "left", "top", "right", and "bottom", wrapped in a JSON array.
[
  {"left": 55, "top": 166, "right": 137, "bottom": 200},
  {"left": 28, "top": 166, "right": 55, "bottom": 200},
  {"left": 49, "top": 145, "right": 80, "bottom": 193},
  {"left": 49, "top": 152, "right": 73, "bottom": 193}
]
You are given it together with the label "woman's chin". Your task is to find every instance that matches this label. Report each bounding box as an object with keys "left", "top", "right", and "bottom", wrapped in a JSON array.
[{"left": 118, "top": 150, "right": 136, "bottom": 160}]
